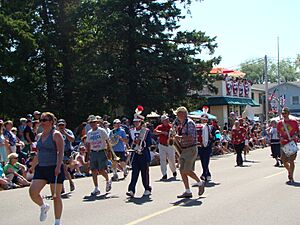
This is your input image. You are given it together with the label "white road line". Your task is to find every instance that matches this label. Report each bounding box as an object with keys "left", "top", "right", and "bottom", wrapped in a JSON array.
[
  {"left": 125, "top": 195, "right": 208, "bottom": 225},
  {"left": 264, "top": 171, "right": 285, "bottom": 179}
]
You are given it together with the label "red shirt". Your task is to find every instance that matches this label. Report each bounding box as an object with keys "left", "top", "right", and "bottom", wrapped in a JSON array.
[
  {"left": 277, "top": 119, "right": 299, "bottom": 145},
  {"left": 231, "top": 127, "right": 247, "bottom": 145},
  {"left": 154, "top": 124, "right": 171, "bottom": 145}
]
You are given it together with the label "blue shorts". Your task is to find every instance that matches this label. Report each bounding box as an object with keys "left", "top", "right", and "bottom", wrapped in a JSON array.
[
  {"left": 90, "top": 151, "right": 108, "bottom": 170},
  {"left": 33, "top": 165, "right": 65, "bottom": 184},
  {"left": 114, "top": 152, "right": 127, "bottom": 162}
]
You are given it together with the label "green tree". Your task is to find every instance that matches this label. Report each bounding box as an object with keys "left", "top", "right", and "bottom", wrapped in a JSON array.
[
  {"left": 240, "top": 57, "right": 300, "bottom": 84},
  {"left": 1, "top": 0, "right": 220, "bottom": 127}
]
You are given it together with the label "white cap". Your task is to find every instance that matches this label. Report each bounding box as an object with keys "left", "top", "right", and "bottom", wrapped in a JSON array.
[{"left": 113, "top": 119, "right": 121, "bottom": 124}]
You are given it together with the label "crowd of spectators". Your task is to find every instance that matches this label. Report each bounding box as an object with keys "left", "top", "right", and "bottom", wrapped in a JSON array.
[{"left": 0, "top": 110, "right": 284, "bottom": 191}]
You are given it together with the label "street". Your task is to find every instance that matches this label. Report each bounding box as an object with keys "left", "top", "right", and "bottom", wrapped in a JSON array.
[{"left": 1, "top": 147, "right": 299, "bottom": 225}]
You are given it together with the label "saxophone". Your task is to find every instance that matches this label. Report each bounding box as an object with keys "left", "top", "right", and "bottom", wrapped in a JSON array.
[{"left": 168, "top": 118, "right": 182, "bottom": 155}]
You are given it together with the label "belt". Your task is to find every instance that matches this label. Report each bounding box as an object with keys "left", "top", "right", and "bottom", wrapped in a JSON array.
[
  {"left": 181, "top": 145, "right": 197, "bottom": 150},
  {"left": 91, "top": 149, "right": 106, "bottom": 152}
]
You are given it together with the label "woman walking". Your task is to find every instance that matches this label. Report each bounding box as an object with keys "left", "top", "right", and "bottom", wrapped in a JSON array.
[{"left": 29, "top": 112, "right": 65, "bottom": 225}]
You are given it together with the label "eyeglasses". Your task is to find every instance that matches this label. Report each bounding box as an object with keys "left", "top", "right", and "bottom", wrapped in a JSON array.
[{"left": 40, "top": 118, "right": 51, "bottom": 122}]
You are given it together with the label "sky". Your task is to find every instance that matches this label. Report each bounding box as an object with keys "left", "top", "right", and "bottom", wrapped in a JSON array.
[{"left": 179, "top": 0, "right": 300, "bottom": 69}]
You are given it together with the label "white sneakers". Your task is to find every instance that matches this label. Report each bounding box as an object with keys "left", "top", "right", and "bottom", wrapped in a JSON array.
[
  {"left": 91, "top": 188, "right": 100, "bottom": 196},
  {"left": 40, "top": 203, "right": 50, "bottom": 222},
  {"left": 143, "top": 190, "right": 151, "bottom": 196},
  {"left": 126, "top": 191, "right": 134, "bottom": 198}
]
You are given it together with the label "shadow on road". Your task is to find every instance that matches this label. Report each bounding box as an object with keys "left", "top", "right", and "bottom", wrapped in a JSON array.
[
  {"left": 154, "top": 177, "right": 181, "bottom": 183},
  {"left": 82, "top": 193, "right": 119, "bottom": 202},
  {"left": 205, "top": 181, "right": 221, "bottom": 188},
  {"left": 44, "top": 192, "right": 72, "bottom": 200},
  {"left": 125, "top": 195, "right": 153, "bottom": 205},
  {"left": 170, "top": 197, "right": 203, "bottom": 207},
  {"left": 244, "top": 160, "right": 260, "bottom": 164},
  {"left": 286, "top": 181, "right": 300, "bottom": 187}
]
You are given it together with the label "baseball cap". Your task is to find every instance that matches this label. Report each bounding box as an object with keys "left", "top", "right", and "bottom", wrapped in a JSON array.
[
  {"left": 57, "top": 119, "right": 66, "bottom": 125},
  {"left": 33, "top": 111, "right": 41, "bottom": 115},
  {"left": 113, "top": 119, "right": 121, "bottom": 124},
  {"left": 160, "top": 115, "right": 169, "bottom": 122}
]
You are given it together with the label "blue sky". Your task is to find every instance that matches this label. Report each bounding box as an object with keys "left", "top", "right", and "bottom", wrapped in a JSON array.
[{"left": 179, "top": 0, "right": 300, "bottom": 69}]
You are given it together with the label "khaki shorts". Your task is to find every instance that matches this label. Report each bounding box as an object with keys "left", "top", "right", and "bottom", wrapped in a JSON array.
[
  {"left": 281, "top": 149, "right": 297, "bottom": 163},
  {"left": 179, "top": 146, "right": 198, "bottom": 172}
]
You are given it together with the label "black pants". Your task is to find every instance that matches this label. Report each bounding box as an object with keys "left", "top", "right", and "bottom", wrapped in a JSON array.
[
  {"left": 128, "top": 153, "right": 151, "bottom": 194},
  {"left": 198, "top": 145, "right": 212, "bottom": 179},
  {"left": 234, "top": 142, "right": 245, "bottom": 166}
]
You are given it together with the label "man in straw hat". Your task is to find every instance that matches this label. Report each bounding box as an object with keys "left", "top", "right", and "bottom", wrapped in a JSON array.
[
  {"left": 85, "top": 115, "right": 112, "bottom": 196},
  {"left": 174, "top": 106, "right": 205, "bottom": 198},
  {"left": 153, "top": 114, "right": 177, "bottom": 180}
]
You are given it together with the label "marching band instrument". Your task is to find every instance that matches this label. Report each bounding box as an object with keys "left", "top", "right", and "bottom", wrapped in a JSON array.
[
  {"left": 132, "top": 126, "right": 148, "bottom": 154},
  {"left": 168, "top": 118, "right": 182, "bottom": 155},
  {"left": 106, "top": 140, "right": 120, "bottom": 161}
]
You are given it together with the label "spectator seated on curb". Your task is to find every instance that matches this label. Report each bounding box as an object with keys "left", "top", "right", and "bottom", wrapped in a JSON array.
[
  {"left": 74, "top": 145, "right": 90, "bottom": 176},
  {"left": 67, "top": 151, "right": 86, "bottom": 178},
  {"left": 0, "top": 163, "right": 16, "bottom": 190},
  {"left": 212, "top": 140, "right": 229, "bottom": 155},
  {"left": 220, "top": 130, "right": 233, "bottom": 152},
  {"left": 25, "top": 152, "right": 37, "bottom": 181},
  {"left": 3, "top": 153, "right": 30, "bottom": 187}
]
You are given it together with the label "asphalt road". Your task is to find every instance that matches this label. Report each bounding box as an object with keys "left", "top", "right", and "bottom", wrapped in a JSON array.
[{"left": 1, "top": 147, "right": 299, "bottom": 225}]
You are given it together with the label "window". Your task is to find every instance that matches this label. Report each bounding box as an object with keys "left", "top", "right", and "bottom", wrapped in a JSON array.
[
  {"left": 251, "top": 93, "right": 254, "bottom": 100},
  {"left": 292, "top": 96, "right": 299, "bottom": 105},
  {"left": 259, "top": 93, "right": 263, "bottom": 104}
]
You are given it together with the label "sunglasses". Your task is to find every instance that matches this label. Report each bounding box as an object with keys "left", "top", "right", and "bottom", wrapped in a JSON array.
[{"left": 40, "top": 118, "right": 51, "bottom": 122}]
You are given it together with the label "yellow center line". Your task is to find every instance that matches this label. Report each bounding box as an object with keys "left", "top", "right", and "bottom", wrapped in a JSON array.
[
  {"left": 125, "top": 205, "right": 178, "bottom": 225},
  {"left": 264, "top": 171, "right": 285, "bottom": 179},
  {"left": 125, "top": 195, "right": 208, "bottom": 225}
]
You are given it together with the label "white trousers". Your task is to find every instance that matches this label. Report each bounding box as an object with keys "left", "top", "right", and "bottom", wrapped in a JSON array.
[{"left": 158, "top": 144, "right": 176, "bottom": 176}]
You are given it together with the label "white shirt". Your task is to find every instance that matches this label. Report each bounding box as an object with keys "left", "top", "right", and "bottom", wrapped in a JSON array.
[
  {"left": 86, "top": 127, "right": 109, "bottom": 150},
  {"left": 201, "top": 124, "right": 209, "bottom": 147}
]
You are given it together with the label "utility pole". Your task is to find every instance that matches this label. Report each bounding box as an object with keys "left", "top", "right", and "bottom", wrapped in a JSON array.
[
  {"left": 277, "top": 36, "right": 281, "bottom": 114},
  {"left": 264, "top": 55, "right": 269, "bottom": 122}
]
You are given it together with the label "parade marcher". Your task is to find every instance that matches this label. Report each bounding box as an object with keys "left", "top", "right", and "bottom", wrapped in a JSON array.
[
  {"left": 57, "top": 119, "right": 75, "bottom": 192},
  {"left": 238, "top": 117, "right": 249, "bottom": 161},
  {"left": 85, "top": 115, "right": 112, "bottom": 196},
  {"left": 197, "top": 114, "right": 213, "bottom": 182},
  {"left": 126, "top": 106, "right": 152, "bottom": 198},
  {"left": 153, "top": 115, "right": 177, "bottom": 180},
  {"left": 268, "top": 120, "right": 281, "bottom": 167},
  {"left": 231, "top": 120, "right": 247, "bottom": 167},
  {"left": 172, "top": 106, "right": 205, "bottom": 198},
  {"left": 28, "top": 112, "right": 65, "bottom": 225},
  {"left": 277, "top": 107, "right": 299, "bottom": 183},
  {"left": 109, "top": 119, "right": 128, "bottom": 181}
]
